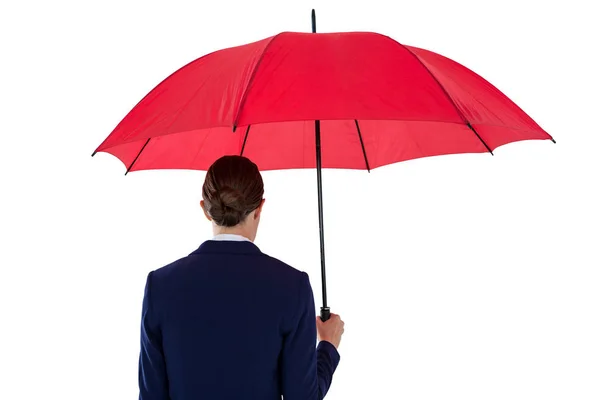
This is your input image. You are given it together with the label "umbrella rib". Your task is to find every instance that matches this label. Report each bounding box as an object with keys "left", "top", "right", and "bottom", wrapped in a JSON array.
[
  {"left": 399, "top": 43, "right": 494, "bottom": 155},
  {"left": 240, "top": 125, "right": 251, "bottom": 156},
  {"left": 125, "top": 138, "right": 151, "bottom": 175},
  {"left": 354, "top": 120, "right": 371, "bottom": 172},
  {"left": 466, "top": 122, "right": 493, "bottom": 154}
]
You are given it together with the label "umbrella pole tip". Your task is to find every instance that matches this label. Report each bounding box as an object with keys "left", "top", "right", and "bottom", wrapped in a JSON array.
[
  {"left": 551, "top": 138, "right": 557, "bottom": 144},
  {"left": 91, "top": 151, "right": 97, "bottom": 157}
]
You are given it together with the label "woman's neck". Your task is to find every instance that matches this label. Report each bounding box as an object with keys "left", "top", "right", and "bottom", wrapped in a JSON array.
[{"left": 212, "top": 225, "right": 255, "bottom": 241}]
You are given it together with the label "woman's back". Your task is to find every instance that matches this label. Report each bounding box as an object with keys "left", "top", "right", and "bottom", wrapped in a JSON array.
[{"left": 138, "top": 156, "right": 343, "bottom": 400}]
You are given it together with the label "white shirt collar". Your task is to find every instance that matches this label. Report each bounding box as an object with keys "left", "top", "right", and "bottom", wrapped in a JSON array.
[{"left": 211, "top": 233, "right": 251, "bottom": 242}]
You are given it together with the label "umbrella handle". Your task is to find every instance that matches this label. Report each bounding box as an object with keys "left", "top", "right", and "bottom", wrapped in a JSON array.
[{"left": 320, "top": 307, "right": 331, "bottom": 322}]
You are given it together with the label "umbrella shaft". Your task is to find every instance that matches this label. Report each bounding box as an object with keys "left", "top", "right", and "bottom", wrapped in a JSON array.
[{"left": 315, "top": 120, "right": 328, "bottom": 308}]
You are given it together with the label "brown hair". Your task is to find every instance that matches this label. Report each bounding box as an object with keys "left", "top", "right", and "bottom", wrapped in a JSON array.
[{"left": 202, "top": 156, "right": 264, "bottom": 227}]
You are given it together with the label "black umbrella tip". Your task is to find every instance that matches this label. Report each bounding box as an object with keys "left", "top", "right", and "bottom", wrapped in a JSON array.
[
  {"left": 91, "top": 151, "right": 97, "bottom": 157},
  {"left": 551, "top": 138, "right": 557, "bottom": 144},
  {"left": 232, "top": 125, "right": 237, "bottom": 133}
]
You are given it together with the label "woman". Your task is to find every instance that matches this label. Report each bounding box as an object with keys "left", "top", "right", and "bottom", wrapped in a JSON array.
[{"left": 139, "top": 155, "right": 345, "bottom": 400}]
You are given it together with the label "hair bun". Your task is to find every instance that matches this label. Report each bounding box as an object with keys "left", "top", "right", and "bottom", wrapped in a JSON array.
[
  {"left": 211, "top": 186, "right": 245, "bottom": 227},
  {"left": 201, "top": 155, "right": 264, "bottom": 227}
]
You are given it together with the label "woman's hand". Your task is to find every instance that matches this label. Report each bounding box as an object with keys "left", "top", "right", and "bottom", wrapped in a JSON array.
[{"left": 316, "top": 313, "right": 345, "bottom": 349}]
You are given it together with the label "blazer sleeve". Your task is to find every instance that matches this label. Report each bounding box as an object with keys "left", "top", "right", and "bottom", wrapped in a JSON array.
[
  {"left": 280, "top": 272, "right": 341, "bottom": 400},
  {"left": 138, "top": 271, "right": 170, "bottom": 400}
]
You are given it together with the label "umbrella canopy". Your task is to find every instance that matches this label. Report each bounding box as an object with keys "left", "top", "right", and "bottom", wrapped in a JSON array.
[
  {"left": 94, "top": 31, "right": 553, "bottom": 173},
  {"left": 94, "top": 12, "right": 553, "bottom": 320}
]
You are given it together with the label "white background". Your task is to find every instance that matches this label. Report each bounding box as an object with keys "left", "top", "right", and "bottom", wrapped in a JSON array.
[{"left": 1, "top": 0, "right": 599, "bottom": 399}]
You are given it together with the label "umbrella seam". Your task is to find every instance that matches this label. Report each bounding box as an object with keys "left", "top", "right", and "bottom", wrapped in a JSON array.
[
  {"left": 190, "top": 128, "right": 213, "bottom": 167},
  {"left": 232, "top": 33, "right": 285, "bottom": 131},
  {"left": 395, "top": 40, "right": 494, "bottom": 154}
]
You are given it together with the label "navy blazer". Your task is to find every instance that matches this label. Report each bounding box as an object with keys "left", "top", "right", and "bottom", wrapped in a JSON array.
[{"left": 139, "top": 240, "right": 340, "bottom": 400}]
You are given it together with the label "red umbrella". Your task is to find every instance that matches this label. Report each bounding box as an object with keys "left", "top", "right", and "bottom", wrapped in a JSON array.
[{"left": 94, "top": 10, "right": 554, "bottom": 320}]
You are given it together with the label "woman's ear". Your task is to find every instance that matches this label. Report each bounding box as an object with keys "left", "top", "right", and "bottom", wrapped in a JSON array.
[
  {"left": 253, "top": 198, "right": 266, "bottom": 220},
  {"left": 200, "top": 200, "right": 212, "bottom": 221}
]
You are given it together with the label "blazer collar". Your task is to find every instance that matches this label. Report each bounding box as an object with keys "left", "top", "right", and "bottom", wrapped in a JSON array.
[{"left": 190, "top": 239, "right": 263, "bottom": 256}]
